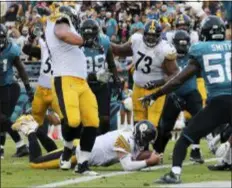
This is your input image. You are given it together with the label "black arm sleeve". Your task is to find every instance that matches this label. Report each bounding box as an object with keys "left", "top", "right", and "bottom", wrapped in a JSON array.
[
  {"left": 106, "top": 46, "right": 116, "bottom": 71},
  {"left": 22, "top": 44, "right": 41, "bottom": 59}
]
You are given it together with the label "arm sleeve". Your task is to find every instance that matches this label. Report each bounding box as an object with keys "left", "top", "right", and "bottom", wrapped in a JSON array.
[{"left": 119, "top": 153, "right": 147, "bottom": 171}]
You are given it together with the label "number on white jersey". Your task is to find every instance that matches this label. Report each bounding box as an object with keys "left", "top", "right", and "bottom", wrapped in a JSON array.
[
  {"left": 203, "top": 52, "right": 231, "bottom": 84},
  {"left": 43, "top": 58, "right": 53, "bottom": 75},
  {"left": 0, "top": 59, "right": 8, "bottom": 73},
  {"left": 135, "top": 51, "right": 152, "bottom": 74},
  {"left": 87, "top": 54, "right": 105, "bottom": 72}
]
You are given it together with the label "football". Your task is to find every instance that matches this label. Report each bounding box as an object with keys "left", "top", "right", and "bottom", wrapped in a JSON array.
[{"left": 136, "top": 150, "right": 152, "bottom": 160}]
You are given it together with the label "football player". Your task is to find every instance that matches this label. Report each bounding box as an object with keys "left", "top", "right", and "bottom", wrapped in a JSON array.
[
  {"left": 22, "top": 24, "right": 58, "bottom": 153},
  {"left": 80, "top": 19, "right": 121, "bottom": 135},
  {"left": 154, "top": 30, "right": 204, "bottom": 163},
  {"left": 45, "top": 6, "right": 99, "bottom": 175},
  {"left": 140, "top": 15, "right": 231, "bottom": 184},
  {"left": 0, "top": 24, "right": 33, "bottom": 158},
  {"left": 111, "top": 20, "right": 179, "bottom": 127},
  {"left": 12, "top": 116, "right": 161, "bottom": 171}
]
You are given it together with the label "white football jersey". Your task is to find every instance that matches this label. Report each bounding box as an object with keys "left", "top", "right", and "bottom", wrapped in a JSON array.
[
  {"left": 76, "top": 128, "right": 140, "bottom": 166},
  {"left": 166, "top": 30, "right": 199, "bottom": 44},
  {"left": 45, "top": 15, "right": 87, "bottom": 79},
  {"left": 131, "top": 33, "right": 176, "bottom": 87},
  {"left": 38, "top": 38, "right": 52, "bottom": 88}
]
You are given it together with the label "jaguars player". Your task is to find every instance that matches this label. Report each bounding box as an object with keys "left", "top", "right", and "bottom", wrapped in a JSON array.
[
  {"left": 141, "top": 15, "right": 231, "bottom": 184},
  {"left": 111, "top": 20, "right": 179, "bottom": 127},
  {"left": 0, "top": 24, "right": 33, "bottom": 159},
  {"left": 45, "top": 6, "right": 99, "bottom": 175},
  {"left": 154, "top": 30, "right": 203, "bottom": 163},
  {"left": 22, "top": 24, "right": 58, "bottom": 153},
  {"left": 80, "top": 19, "right": 121, "bottom": 135},
  {"left": 165, "top": 13, "right": 207, "bottom": 108},
  {"left": 12, "top": 116, "right": 161, "bottom": 171}
]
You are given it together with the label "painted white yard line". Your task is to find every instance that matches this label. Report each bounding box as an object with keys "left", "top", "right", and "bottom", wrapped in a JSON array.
[{"left": 34, "top": 158, "right": 218, "bottom": 188}]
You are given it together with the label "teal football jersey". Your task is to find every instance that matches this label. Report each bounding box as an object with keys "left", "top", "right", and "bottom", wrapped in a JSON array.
[
  {"left": 175, "top": 54, "right": 197, "bottom": 96},
  {"left": 82, "top": 34, "right": 110, "bottom": 73},
  {"left": 0, "top": 42, "right": 20, "bottom": 86},
  {"left": 189, "top": 40, "right": 231, "bottom": 100}
]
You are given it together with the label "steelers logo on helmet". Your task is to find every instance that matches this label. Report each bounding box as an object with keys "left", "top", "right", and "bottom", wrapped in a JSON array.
[
  {"left": 175, "top": 14, "right": 192, "bottom": 33},
  {"left": 0, "top": 24, "right": 8, "bottom": 52},
  {"left": 143, "top": 20, "right": 162, "bottom": 48},
  {"left": 134, "top": 120, "right": 158, "bottom": 148}
]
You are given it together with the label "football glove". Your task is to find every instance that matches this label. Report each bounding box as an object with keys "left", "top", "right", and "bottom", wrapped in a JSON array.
[
  {"left": 139, "top": 94, "right": 156, "bottom": 108},
  {"left": 144, "top": 80, "right": 157, "bottom": 90},
  {"left": 25, "top": 84, "right": 34, "bottom": 103}
]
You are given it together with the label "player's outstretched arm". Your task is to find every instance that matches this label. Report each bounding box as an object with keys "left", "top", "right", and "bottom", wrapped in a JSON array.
[
  {"left": 152, "top": 59, "right": 201, "bottom": 99},
  {"left": 117, "top": 151, "right": 160, "bottom": 171},
  {"left": 106, "top": 46, "right": 120, "bottom": 81},
  {"left": 54, "top": 22, "right": 83, "bottom": 46},
  {"left": 111, "top": 41, "right": 133, "bottom": 57},
  {"left": 22, "top": 43, "right": 41, "bottom": 59}
]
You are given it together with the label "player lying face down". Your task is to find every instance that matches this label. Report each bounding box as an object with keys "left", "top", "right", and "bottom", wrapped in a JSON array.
[{"left": 12, "top": 116, "right": 161, "bottom": 171}]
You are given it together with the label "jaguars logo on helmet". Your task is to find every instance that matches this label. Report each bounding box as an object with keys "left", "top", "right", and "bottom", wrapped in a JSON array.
[
  {"left": 199, "top": 15, "right": 226, "bottom": 41},
  {"left": 133, "top": 120, "right": 158, "bottom": 149},
  {"left": 0, "top": 24, "right": 8, "bottom": 52},
  {"left": 143, "top": 20, "right": 162, "bottom": 48}
]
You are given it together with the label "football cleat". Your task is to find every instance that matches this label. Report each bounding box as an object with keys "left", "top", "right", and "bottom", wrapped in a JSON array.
[
  {"left": 12, "top": 145, "right": 29, "bottom": 158},
  {"left": 155, "top": 171, "right": 181, "bottom": 184},
  {"left": 0, "top": 147, "right": 4, "bottom": 159},
  {"left": 208, "top": 162, "right": 232, "bottom": 171},
  {"left": 190, "top": 148, "right": 204, "bottom": 164},
  {"left": 59, "top": 155, "right": 71, "bottom": 170},
  {"left": 74, "top": 161, "right": 99, "bottom": 176},
  {"left": 12, "top": 115, "right": 38, "bottom": 136}
]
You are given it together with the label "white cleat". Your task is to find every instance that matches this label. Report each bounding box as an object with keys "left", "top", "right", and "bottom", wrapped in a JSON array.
[
  {"left": 12, "top": 115, "right": 38, "bottom": 136},
  {"left": 59, "top": 155, "right": 71, "bottom": 170}
]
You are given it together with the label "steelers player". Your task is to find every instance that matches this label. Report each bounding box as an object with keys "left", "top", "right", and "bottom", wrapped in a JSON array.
[
  {"left": 22, "top": 24, "right": 58, "bottom": 153},
  {"left": 80, "top": 19, "right": 121, "bottom": 135},
  {"left": 111, "top": 20, "right": 179, "bottom": 128},
  {"left": 45, "top": 6, "right": 99, "bottom": 175},
  {"left": 12, "top": 116, "right": 160, "bottom": 171}
]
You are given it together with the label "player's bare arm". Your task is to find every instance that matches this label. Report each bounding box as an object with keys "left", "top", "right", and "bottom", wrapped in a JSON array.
[
  {"left": 13, "top": 56, "right": 34, "bottom": 101},
  {"left": 54, "top": 22, "right": 83, "bottom": 46},
  {"left": 111, "top": 41, "right": 133, "bottom": 57},
  {"left": 141, "top": 59, "right": 201, "bottom": 106},
  {"left": 106, "top": 46, "right": 120, "bottom": 80}
]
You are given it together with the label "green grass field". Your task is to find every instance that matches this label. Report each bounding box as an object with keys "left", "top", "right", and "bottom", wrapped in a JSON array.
[{"left": 1, "top": 137, "right": 231, "bottom": 187}]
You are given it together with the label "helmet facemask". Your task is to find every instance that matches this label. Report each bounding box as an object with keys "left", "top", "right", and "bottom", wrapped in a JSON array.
[
  {"left": 82, "top": 27, "right": 98, "bottom": 47},
  {"left": 174, "top": 39, "right": 190, "bottom": 55},
  {"left": 143, "top": 32, "right": 161, "bottom": 48}
]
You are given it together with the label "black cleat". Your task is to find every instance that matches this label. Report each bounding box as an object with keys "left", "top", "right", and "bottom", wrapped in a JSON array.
[
  {"left": 155, "top": 171, "right": 181, "bottom": 184},
  {"left": 0, "top": 147, "right": 4, "bottom": 159},
  {"left": 12, "top": 145, "right": 29, "bottom": 157},
  {"left": 190, "top": 148, "right": 204, "bottom": 164},
  {"left": 74, "top": 161, "right": 98, "bottom": 176},
  {"left": 208, "top": 162, "right": 232, "bottom": 171}
]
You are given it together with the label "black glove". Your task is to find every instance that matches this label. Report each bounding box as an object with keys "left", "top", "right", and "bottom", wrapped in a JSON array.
[
  {"left": 139, "top": 93, "right": 156, "bottom": 108},
  {"left": 144, "top": 80, "right": 157, "bottom": 90},
  {"left": 25, "top": 84, "right": 34, "bottom": 103},
  {"left": 169, "top": 93, "right": 186, "bottom": 110}
]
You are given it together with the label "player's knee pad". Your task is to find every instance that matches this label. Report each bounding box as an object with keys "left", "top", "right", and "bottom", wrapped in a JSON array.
[{"left": 80, "top": 127, "right": 97, "bottom": 152}]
